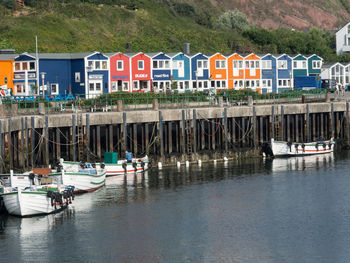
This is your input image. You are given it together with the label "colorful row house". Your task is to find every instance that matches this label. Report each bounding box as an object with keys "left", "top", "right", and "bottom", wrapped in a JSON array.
[
  {"left": 0, "top": 54, "right": 14, "bottom": 92},
  {"left": 0, "top": 50, "right": 325, "bottom": 96}
]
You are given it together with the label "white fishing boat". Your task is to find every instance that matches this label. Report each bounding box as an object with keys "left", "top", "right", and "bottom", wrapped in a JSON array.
[
  {"left": 266, "top": 138, "right": 335, "bottom": 157},
  {"left": 56, "top": 161, "right": 107, "bottom": 193},
  {"left": 1, "top": 184, "right": 75, "bottom": 217},
  {"left": 61, "top": 155, "right": 149, "bottom": 177}
]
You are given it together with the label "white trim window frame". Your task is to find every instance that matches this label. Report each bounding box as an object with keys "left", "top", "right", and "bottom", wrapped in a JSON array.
[
  {"left": 261, "top": 60, "right": 272, "bottom": 69},
  {"left": 278, "top": 79, "right": 291, "bottom": 87},
  {"left": 293, "top": 60, "right": 307, "bottom": 69},
  {"left": 215, "top": 60, "right": 226, "bottom": 69},
  {"left": 278, "top": 60, "right": 288, "bottom": 69},
  {"left": 14, "top": 61, "right": 36, "bottom": 72},
  {"left": 50, "top": 83, "right": 59, "bottom": 95},
  {"left": 138, "top": 60, "right": 144, "bottom": 70},
  {"left": 312, "top": 60, "right": 322, "bottom": 69},
  {"left": 116, "top": 60, "right": 124, "bottom": 71},
  {"left": 88, "top": 60, "right": 108, "bottom": 70},
  {"left": 197, "top": 60, "right": 208, "bottom": 69}
]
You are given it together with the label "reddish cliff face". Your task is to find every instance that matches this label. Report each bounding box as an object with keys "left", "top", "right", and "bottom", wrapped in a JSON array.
[{"left": 211, "top": 0, "right": 350, "bottom": 30}]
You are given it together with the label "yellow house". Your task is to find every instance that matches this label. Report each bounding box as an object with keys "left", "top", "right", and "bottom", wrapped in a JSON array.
[{"left": 0, "top": 54, "right": 15, "bottom": 93}]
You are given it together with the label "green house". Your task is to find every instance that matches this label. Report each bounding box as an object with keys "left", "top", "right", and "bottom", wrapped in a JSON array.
[
  {"left": 292, "top": 54, "right": 308, "bottom": 77},
  {"left": 307, "top": 54, "right": 323, "bottom": 76}
]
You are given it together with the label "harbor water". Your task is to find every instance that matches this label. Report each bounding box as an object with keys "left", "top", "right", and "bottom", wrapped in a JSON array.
[{"left": 1, "top": 152, "right": 350, "bottom": 262}]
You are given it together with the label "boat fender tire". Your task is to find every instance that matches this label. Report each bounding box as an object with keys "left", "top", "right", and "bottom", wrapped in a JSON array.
[
  {"left": 132, "top": 162, "right": 137, "bottom": 171},
  {"left": 301, "top": 143, "right": 305, "bottom": 152},
  {"left": 328, "top": 142, "right": 332, "bottom": 149},
  {"left": 141, "top": 161, "right": 145, "bottom": 171},
  {"left": 122, "top": 162, "right": 127, "bottom": 172},
  {"left": 29, "top": 173, "right": 35, "bottom": 185},
  {"left": 100, "top": 163, "right": 105, "bottom": 169}
]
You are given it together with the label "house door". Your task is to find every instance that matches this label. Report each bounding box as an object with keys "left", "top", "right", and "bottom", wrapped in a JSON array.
[{"left": 178, "top": 61, "right": 184, "bottom": 78}]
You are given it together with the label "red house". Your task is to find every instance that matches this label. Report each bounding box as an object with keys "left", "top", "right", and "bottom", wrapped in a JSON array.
[
  {"left": 130, "top": 52, "right": 152, "bottom": 92},
  {"left": 108, "top": 52, "right": 131, "bottom": 92}
]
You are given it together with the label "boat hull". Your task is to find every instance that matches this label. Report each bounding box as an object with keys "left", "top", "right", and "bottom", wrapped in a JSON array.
[
  {"left": 2, "top": 191, "right": 67, "bottom": 217},
  {"left": 56, "top": 171, "right": 106, "bottom": 193},
  {"left": 270, "top": 139, "right": 335, "bottom": 157}
]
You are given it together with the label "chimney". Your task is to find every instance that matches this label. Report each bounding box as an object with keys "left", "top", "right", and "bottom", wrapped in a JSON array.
[
  {"left": 183, "top": 43, "right": 190, "bottom": 55},
  {"left": 126, "top": 43, "right": 131, "bottom": 53}
]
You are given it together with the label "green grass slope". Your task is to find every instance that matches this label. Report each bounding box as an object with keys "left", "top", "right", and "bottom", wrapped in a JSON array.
[{"left": 0, "top": 1, "right": 250, "bottom": 54}]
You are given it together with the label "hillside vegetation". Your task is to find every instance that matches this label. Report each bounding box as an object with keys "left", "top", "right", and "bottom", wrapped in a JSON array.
[{"left": 0, "top": 0, "right": 348, "bottom": 62}]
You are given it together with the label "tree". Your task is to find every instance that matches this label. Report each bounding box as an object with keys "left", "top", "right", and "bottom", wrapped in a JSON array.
[{"left": 215, "top": 9, "right": 251, "bottom": 32}]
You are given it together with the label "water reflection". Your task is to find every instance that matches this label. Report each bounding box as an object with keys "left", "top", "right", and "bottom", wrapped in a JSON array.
[
  {"left": 1, "top": 152, "right": 350, "bottom": 263},
  {"left": 269, "top": 153, "right": 335, "bottom": 172}
]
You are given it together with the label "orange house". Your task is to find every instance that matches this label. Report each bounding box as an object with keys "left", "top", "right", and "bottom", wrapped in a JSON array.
[
  {"left": 0, "top": 55, "right": 14, "bottom": 93},
  {"left": 244, "top": 53, "right": 261, "bottom": 91},
  {"left": 209, "top": 53, "right": 227, "bottom": 90},
  {"left": 227, "top": 53, "right": 245, "bottom": 90}
]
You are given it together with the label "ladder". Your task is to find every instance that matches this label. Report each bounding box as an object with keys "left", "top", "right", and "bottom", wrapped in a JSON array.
[
  {"left": 77, "top": 113, "right": 84, "bottom": 161},
  {"left": 185, "top": 109, "right": 192, "bottom": 160}
]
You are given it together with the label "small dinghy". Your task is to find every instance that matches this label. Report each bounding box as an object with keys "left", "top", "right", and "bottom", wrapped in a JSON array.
[
  {"left": 1, "top": 183, "right": 75, "bottom": 217},
  {"left": 61, "top": 153, "right": 150, "bottom": 177},
  {"left": 264, "top": 138, "right": 335, "bottom": 157},
  {"left": 55, "top": 161, "right": 107, "bottom": 193}
]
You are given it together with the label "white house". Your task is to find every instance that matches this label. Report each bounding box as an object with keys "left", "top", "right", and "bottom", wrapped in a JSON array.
[{"left": 336, "top": 22, "right": 350, "bottom": 55}]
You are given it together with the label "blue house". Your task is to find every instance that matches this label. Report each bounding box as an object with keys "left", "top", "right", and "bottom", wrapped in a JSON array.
[
  {"left": 148, "top": 52, "right": 172, "bottom": 92},
  {"left": 276, "top": 54, "right": 293, "bottom": 92},
  {"left": 13, "top": 53, "right": 38, "bottom": 95},
  {"left": 34, "top": 53, "right": 72, "bottom": 96},
  {"left": 190, "top": 53, "right": 209, "bottom": 91},
  {"left": 260, "top": 54, "right": 277, "bottom": 93},
  {"left": 70, "top": 52, "right": 109, "bottom": 98},
  {"left": 169, "top": 52, "right": 191, "bottom": 93}
]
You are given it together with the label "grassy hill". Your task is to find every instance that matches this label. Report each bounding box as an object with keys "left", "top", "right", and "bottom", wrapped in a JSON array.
[{"left": 0, "top": 0, "right": 346, "bottom": 62}]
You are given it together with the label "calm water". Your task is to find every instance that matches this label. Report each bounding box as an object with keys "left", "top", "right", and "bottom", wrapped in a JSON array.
[{"left": 1, "top": 152, "right": 350, "bottom": 262}]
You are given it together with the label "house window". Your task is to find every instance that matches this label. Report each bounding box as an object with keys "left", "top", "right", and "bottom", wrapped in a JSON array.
[
  {"left": 165, "top": 61, "right": 170, "bottom": 69},
  {"left": 75, "top": 72, "right": 81, "bottom": 83},
  {"left": 15, "top": 84, "right": 25, "bottom": 94},
  {"left": 14, "top": 62, "right": 20, "bottom": 71},
  {"left": 312, "top": 61, "right": 321, "bottom": 69},
  {"left": 294, "top": 60, "right": 307, "bottom": 69},
  {"left": 278, "top": 60, "right": 288, "bottom": 69},
  {"left": 95, "top": 61, "right": 101, "bottom": 70},
  {"left": 88, "top": 61, "right": 93, "bottom": 68},
  {"left": 102, "top": 61, "right": 107, "bottom": 70},
  {"left": 197, "top": 60, "right": 208, "bottom": 69},
  {"left": 262, "top": 60, "right": 272, "bottom": 69},
  {"left": 215, "top": 60, "right": 226, "bottom": 69},
  {"left": 138, "top": 60, "right": 144, "bottom": 70},
  {"left": 29, "top": 62, "right": 35, "bottom": 70},
  {"left": 111, "top": 82, "right": 117, "bottom": 91},
  {"left": 51, "top": 83, "right": 59, "bottom": 95},
  {"left": 22, "top": 62, "right": 28, "bottom": 70},
  {"left": 123, "top": 82, "right": 129, "bottom": 91},
  {"left": 117, "top": 61, "right": 124, "bottom": 71},
  {"left": 250, "top": 61, "right": 255, "bottom": 68}
]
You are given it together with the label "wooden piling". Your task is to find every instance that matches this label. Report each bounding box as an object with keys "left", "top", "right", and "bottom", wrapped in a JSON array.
[
  {"left": 72, "top": 115, "right": 77, "bottom": 162},
  {"left": 45, "top": 115, "right": 49, "bottom": 165},
  {"left": 86, "top": 114, "right": 90, "bottom": 162}
]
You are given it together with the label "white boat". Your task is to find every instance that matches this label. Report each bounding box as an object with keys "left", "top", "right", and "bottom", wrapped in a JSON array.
[
  {"left": 1, "top": 184, "right": 75, "bottom": 217},
  {"left": 267, "top": 138, "right": 335, "bottom": 157},
  {"left": 62, "top": 156, "right": 149, "bottom": 177},
  {"left": 56, "top": 162, "right": 107, "bottom": 193}
]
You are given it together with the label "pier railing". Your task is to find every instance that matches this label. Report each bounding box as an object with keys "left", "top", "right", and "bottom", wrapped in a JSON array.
[{"left": 0, "top": 89, "right": 328, "bottom": 115}]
